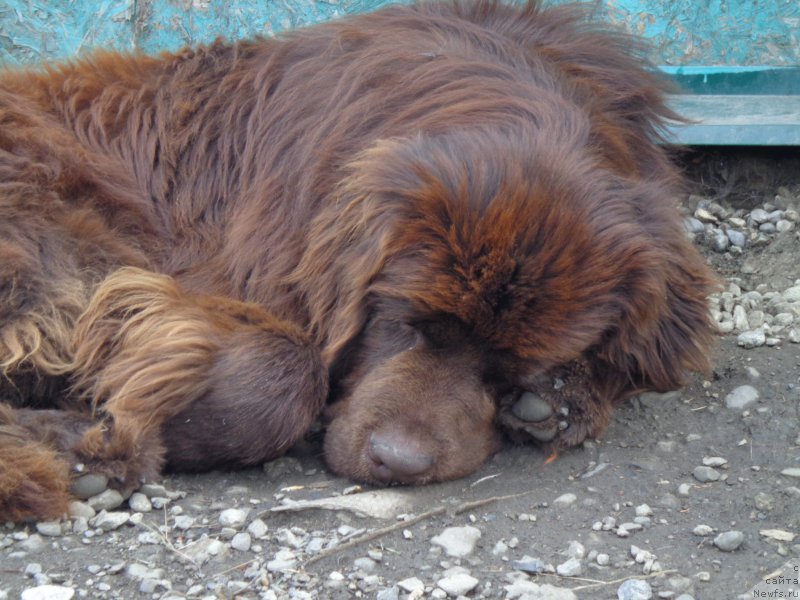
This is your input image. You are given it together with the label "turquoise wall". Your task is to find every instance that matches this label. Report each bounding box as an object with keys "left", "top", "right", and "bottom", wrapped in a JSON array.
[{"left": 1, "top": 0, "right": 798, "bottom": 66}]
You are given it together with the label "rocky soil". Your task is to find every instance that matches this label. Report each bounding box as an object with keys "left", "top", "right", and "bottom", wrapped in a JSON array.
[{"left": 2, "top": 149, "right": 799, "bottom": 600}]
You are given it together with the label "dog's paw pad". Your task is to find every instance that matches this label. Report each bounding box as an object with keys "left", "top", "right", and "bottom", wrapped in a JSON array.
[
  {"left": 511, "top": 391, "right": 554, "bottom": 422},
  {"left": 69, "top": 473, "right": 110, "bottom": 500}
]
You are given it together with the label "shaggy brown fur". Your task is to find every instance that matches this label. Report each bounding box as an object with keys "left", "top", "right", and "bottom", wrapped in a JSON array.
[{"left": 0, "top": 0, "right": 716, "bottom": 521}]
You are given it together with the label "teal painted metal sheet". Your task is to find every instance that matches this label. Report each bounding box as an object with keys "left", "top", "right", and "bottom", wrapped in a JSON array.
[{"left": 2, "top": 0, "right": 799, "bottom": 66}]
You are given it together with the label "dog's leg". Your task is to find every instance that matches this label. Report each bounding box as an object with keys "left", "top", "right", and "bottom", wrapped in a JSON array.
[
  {"left": 69, "top": 267, "right": 328, "bottom": 489},
  {"left": 496, "top": 359, "right": 616, "bottom": 451}
]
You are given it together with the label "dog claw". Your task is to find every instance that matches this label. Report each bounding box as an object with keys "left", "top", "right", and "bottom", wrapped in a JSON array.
[{"left": 511, "top": 391, "right": 554, "bottom": 422}]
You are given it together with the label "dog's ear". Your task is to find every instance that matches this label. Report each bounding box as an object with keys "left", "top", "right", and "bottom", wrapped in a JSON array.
[
  {"left": 288, "top": 169, "right": 397, "bottom": 365},
  {"left": 592, "top": 183, "right": 718, "bottom": 398}
]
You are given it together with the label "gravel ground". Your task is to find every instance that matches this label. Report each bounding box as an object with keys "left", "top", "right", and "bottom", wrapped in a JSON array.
[{"left": 2, "top": 150, "right": 800, "bottom": 600}]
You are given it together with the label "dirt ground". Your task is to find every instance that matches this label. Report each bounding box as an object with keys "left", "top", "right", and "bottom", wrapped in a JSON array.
[{"left": 2, "top": 149, "right": 799, "bottom": 600}]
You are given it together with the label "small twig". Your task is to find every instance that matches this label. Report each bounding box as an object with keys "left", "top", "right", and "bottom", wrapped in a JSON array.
[
  {"left": 134, "top": 509, "right": 197, "bottom": 566},
  {"left": 569, "top": 569, "right": 677, "bottom": 591},
  {"left": 304, "top": 491, "right": 531, "bottom": 567}
]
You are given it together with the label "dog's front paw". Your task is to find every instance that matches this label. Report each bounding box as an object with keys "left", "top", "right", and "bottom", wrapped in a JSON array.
[{"left": 497, "top": 360, "right": 607, "bottom": 450}]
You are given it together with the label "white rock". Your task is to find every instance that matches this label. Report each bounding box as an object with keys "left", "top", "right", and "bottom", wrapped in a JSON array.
[
  {"left": 218, "top": 508, "right": 248, "bottom": 529},
  {"left": 91, "top": 510, "right": 130, "bottom": 530},
  {"left": 430, "top": 526, "right": 481, "bottom": 557},
  {"left": 247, "top": 518, "right": 268, "bottom": 538},
  {"left": 553, "top": 493, "right": 577, "bottom": 507},
  {"left": 128, "top": 493, "right": 152, "bottom": 513},
  {"left": 437, "top": 573, "right": 479, "bottom": 597},
  {"left": 397, "top": 577, "right": 425, "bottom": 593},
  {"left": 230, "top": 532, "right": 252, "bottom": 552},
  {"left": 724, "top": 385, "right": 760, "bottom": 409},
  {"left": 20, "top": 586, "right": 75, "bottom": 600},
  {"left": 556, "top": 557, "right": 582, "bottom": 577}
]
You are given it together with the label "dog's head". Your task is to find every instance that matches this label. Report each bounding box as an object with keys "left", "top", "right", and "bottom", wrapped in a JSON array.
[{"left": 295, "top": 127, "right": 713, "bottom": 485}]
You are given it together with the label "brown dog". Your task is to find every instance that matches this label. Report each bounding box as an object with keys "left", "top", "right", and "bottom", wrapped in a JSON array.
[{"left": 0, "top": 0, "right": 716, "bottom": 521}]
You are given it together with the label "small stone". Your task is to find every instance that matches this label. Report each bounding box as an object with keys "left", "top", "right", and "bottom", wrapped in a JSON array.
[
  {"left": 754, "top": 492, "right": 776, "bottom": 511},
  {"left": 353, "top": 557, "right": 377, "bottom": 572},
  {"left": 702, "top": 456, "right": 728, "bottom": 467},
  {"left": 266, "top": 549, "right": 296, "bottom": 572},
  {"left": 19, "top": 534, "right": 47, "bottom": 554},
  {"left": 726, "top": 229, "right": 746, "bottom": 247},
  {"left": 173, "top": 515, "right": 194, "bottom": 530},
  {"left": 91, "top": 510, "right": 130, "bottom": 530},
  {"left": 397, "top": 577, "right": 425, "bottom": 593},
  {"left": 782, "top": 286, "right": 800, "bottom": 302},
  {"left": 713, "top": 530, "right": 745, "bottom": 551},
  {"left": 512, "top": 556, "right": 547, "bottom": 574},
  {"left": 87, "top": 489, "right": 124, "bottom": 511},
  {"left": 218, "top": 508, "right": 248, "bottom": 529},
  {"left": 437, "top": 573, "right": 479, "bottom": 597},
  {"left": 126, "top": 564, "right": 164, "bottom": 581},
  {"left": 724, "top": 385, "right": 760, "bottom": 409},
  {"left": 230, "top": 532, "right": 251, "bottom": 552},
  {"left": 567, "top": 540, "right": 586, "bottom": 559},
  {"left": 67, "top": 501, "right": 95, "bottom": 520},
  {"left": 430, "top": 526, "right": 481, "bottom": 557},
  {"left": 556, "top": 557, "right": 582, "bottom": 577},
  {"left": 247, "top": 518, "right": 268, "bottom": 538},
  {"left": 693, "top": 524, "right": 714, "bottom": 536},
  {"left": 69, "top": 474, "right": 109, "bottom": 500},
  {"left": 617, "top": 578, "right": 652, "bottom": 600},
  {"left": 35, "top": 521, "right": 63, "bottom": 537},
  {"left": 596, "top": 553, "right": 610, "bottom": 566},
  {"left": 737, "top": 330, "right": 766, "bottom": 348},
  {"left": 137, "top": 483, "right": 168, "bottom": 497},
  {"left": 553, "top": 493, "right": 577, "bottom": 507},
  {"left": 635, "top": 504, "right": 653, "bottom": 517},
  {"left": 128, "top": 493, "right": 152, "bottom": 513},
  {"left": 693, "top": 466, "right": 720, "bottom": 482},
  {"left": 781, "top": 468, "right": 800, "bottom": 478},
  {"left": 376, "top": 587, "right": 400, "bottom": 600},
  {"left": 20, "top": 585, "right": 75, "bottom": 600}
]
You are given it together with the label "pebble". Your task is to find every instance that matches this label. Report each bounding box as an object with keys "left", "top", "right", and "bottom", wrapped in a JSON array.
[
  {"left": 87, "top": 489, "right": 124, "bottom": 511},
  {"left": 128, "top": 493, "right": 152, "bottom": 512},
  {"left": 397, "top": 577, "right": 425, "bottom": 593},
  {"left": 230, "top": 532, "right": 252, "bottom": 552},
  {"left": 781, "top": 468, "right": 800, "bottom": 478},
  {"left": 737, "top": 330, "right": 766, "bottom": 348},
  {"left": 91, "top": 510, "right": 130, "bottom": 530},
  {"left": 617, "top": 578, "right": 653, "bottom": 600},
  {"left": 20, "top": 586, "right": 75, "bottom": 600},
  {"left": 556, "top": 557, "right": 582, "bottom": 576},
  {"left": 504, "top": 580, "right": 577, "bottom": 600},
  {"left": 266, "top": 549, "right": 297, "bottom": 572},
  {"left": 693, "top": 524, "right": 714, "bottom": 536},
  {"left": 430, "top": 525, "right": 481, "bottom": 557},
  {"left": 713, "top": 530, "right": 745, "bottom": 551},
  {"left": 247, "top": 518, "right": 268, "bottom": 538},
  {"left": 437, "top": 572, "right": 479, "bottom": 597},
  {"left": 218, "top": 508, "right": 248, "bottom": 528},
  {"left": 35, "top": 521, "right": 62, "bottom": 537},
  {"left": 553, "top": 493, "right": 577, "bottom": 507},
  {"left": 725, "top": 385, "right": 760, "bottom": 409},
  {"left": 693, "top": 466, "right": 721, "bottom": 482},
  {"left": 512, "top": 556, "right": 547, "bottom": 574},
  {"left": 67, "top": 501, "right": 95, "bottom": 520}
]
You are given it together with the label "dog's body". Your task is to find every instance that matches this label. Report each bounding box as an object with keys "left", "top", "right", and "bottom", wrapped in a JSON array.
[{"left": 0, "top": 0, "right": 715, "bottom": 521}]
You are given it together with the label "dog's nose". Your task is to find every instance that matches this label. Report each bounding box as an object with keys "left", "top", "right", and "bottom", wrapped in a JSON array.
[{"left": 368, "top": 427, "right": 436, "bottom": 483}]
